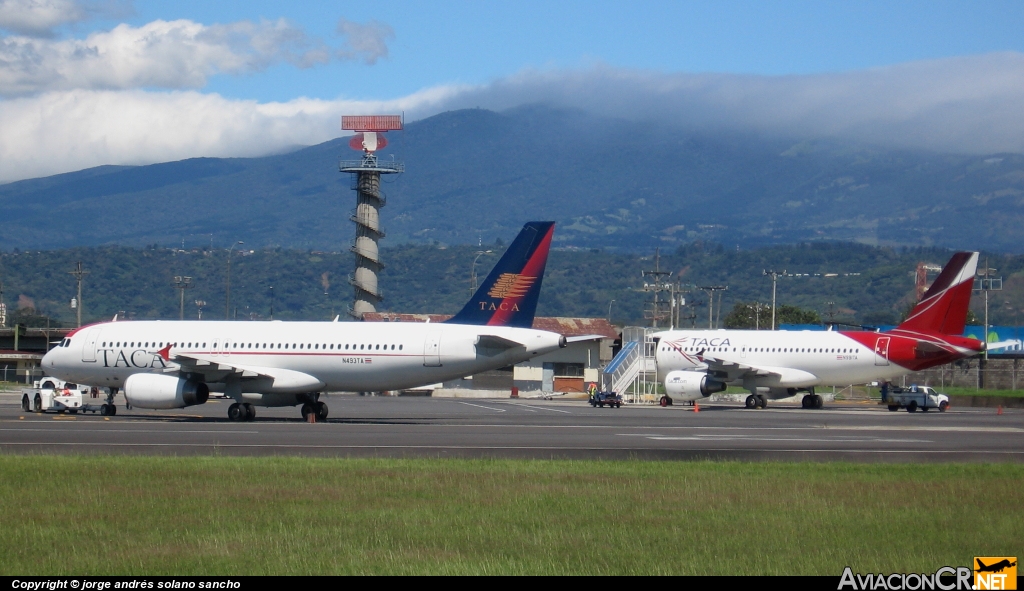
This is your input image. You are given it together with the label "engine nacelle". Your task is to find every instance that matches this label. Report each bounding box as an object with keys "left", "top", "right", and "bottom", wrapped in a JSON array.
[
  {"left": 664, "top": 371, "right": 727, "bottom": 401},
  {"left": 124, "top": 374, "right": 210, "bottom": 409}
]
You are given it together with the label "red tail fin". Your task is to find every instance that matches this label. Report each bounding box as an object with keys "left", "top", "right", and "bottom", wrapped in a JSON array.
[{"left": 898, "top": 252, "right": 978, "bottom": 335}]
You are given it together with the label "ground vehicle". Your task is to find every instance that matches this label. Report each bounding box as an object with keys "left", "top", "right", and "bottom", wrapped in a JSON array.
[
  {"left": 21, "top": 377, "right": 116, "bottom": 415},
  {"left": 589, "top": 391, "right": 622, "bottom": 408},
  {"left": 886, "top": 385, "right": 949, "bottom": 413}
]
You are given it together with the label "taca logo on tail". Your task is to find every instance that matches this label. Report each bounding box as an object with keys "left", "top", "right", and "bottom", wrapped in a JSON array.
[{"left": 446, "top": 221, "right": 555, "bottom": 328}]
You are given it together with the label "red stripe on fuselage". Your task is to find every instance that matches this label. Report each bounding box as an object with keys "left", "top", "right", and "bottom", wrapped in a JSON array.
[{"left": 486, "top": 224, "right": 554, "bottom": 326}]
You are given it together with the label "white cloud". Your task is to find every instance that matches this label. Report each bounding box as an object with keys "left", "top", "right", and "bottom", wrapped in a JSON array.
[
  {"left": 1, "top": 53, "right": 1022, "bottom": 184},
  {"left": 0, "top": 85, "right": 464, "bottom": 182},
  {"left": 0, "top": 0, "right": 85, "bottom": 36},
  {"left": 0, "top": 18, "right": 335, "bottom": 96},
  {"left": 438, "top": 53, "right": 1024, "bottom": 154},
  {"left": 336, "top": 18, "right": 393, "bottom": 65}
]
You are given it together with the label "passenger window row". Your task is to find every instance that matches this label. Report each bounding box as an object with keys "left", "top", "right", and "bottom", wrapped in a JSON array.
[{"left": 98, "top": 341, "right": 405, "bottom": 351}]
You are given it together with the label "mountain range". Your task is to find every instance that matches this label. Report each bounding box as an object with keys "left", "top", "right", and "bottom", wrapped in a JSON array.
[{"left": 1, "top": 105, "right": 1022, "bottom": 252}]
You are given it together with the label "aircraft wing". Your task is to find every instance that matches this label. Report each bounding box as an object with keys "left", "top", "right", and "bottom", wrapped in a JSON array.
[
  {"left": 155, "top": 346, "right": 324, "bottom": 393},
  {"left": 699, "top": 353, "right": 780, "bottom": 381},
  {"left": 698, "top": 352, "right": 818, "bottom": 386}
]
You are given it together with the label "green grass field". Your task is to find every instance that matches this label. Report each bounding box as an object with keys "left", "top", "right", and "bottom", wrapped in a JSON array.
[{"left": 2, "top": 456, "right": 1021, "bottom": 575}]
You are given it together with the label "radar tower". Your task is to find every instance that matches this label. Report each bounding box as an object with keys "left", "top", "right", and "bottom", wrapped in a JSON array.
[{"left": 339, "top": 115, "right": 404, "bottom": 318}]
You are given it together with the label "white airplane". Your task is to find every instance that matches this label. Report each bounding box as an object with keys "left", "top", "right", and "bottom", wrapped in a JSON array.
[
  {"left": 41, "top": 222, "right": 566, "bottom": 421},
  {"left": 654, "top": 251, "right": 988, "bottom": 409}
]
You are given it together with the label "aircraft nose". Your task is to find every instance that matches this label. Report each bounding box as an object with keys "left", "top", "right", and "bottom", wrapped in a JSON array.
[{"left": 41, "top": 348, "right": 56, "bottom": 368}]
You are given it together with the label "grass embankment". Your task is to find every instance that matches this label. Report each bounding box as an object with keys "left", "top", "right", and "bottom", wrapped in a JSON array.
[
  {"left": 2, "top": 457, "right": 1021, "bottom": 575},
  {"left": 943, "top": 387, "right": 1024, "bottom": 398}
]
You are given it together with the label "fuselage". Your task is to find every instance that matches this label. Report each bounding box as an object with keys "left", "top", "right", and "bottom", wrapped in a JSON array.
[
  {"left": 42, "top": 320, "right": 565, "bottom": 393},
  {"left": 655, "top": 327, "right": 984, "bottom": 388}
]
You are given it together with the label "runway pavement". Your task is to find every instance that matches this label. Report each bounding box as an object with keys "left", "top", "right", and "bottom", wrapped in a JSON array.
[{"left": 1, "top": 392, "right": 1021, "bottom": 461}]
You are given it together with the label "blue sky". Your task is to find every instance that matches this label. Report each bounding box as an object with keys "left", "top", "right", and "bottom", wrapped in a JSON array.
[
  {"left": 108, "top": 1, "right": 1024, "bottom": 101},
  {"left": 2, "top": 0, "right": 1023, "bottom": 181}
]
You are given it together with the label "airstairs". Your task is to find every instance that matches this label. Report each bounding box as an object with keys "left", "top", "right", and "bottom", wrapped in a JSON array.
[{"left": 601, "top": 327, "right": 660, "bottom": 404}]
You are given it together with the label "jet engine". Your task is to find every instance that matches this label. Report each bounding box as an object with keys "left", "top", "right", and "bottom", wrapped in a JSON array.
[
  {"left": 664, "top": 371, "right": 727, "bottom": 401},
  {"left": 124, "top": 374, "right": 210, "bottom": 409}
]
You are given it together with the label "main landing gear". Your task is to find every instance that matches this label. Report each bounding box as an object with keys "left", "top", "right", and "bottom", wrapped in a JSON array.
[
  {"left": 801, "top": 394, "right": 824, "bottom": 409},
  {"left": 228, "top": 402, "right": 256, "bottom": 422},
  {"left": 301, "top": 401, "right": 329, "bottom": 422},
  {"left": 745, "top": 394, "right": 767, "bottom": 409}
]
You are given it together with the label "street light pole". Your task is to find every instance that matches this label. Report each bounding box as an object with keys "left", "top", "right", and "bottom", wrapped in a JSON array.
[
  {"left": 173, "top": 276, "right": 193, "bottom": 320},
  {"left": 226, "top": 241, "right": 243, "bottom": 320},
  {"left": 470, "top": 250, "right": 492, "bottom": 292},
  {"left": 607, "top": 299, "right": 615, "bottom": 323},
  {"left": 269, "top": 286, "right": 274, "bottom": 321}
]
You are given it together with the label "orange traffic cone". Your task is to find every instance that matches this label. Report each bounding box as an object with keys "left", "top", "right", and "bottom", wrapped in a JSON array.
[
  {"left": 693, "top": 402, "right": 700, "bottom": 413},
  {"left": 997, "top": 405, "right": 1003, "bottom": 415}
]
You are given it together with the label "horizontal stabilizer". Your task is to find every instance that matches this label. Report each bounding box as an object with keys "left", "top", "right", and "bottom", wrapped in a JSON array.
[
  {"left": 565, "top": 334, "right": 607, "bottom": 343},
  {"left": 476, "top": 334, "right": 524, "bottom": 350}
]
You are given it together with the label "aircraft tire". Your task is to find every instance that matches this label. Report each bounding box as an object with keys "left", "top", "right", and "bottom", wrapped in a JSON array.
[
  {"left": 745, "top": 395, "right": 759, "bottom": 409},
  {"left": 801, "top": 395, "right": 810, "bottom": 409},
  {"left": 814, "top": 395, "right": 823, "bottom": 409},
  {"left": 316, "top": 402, "right": 328, "bottom": 421},
  {"left": 660, "top": 396, "right": 670, "bottom": 407},
  {"left": 227, "top": 403, "right": 244, "bottom": 421},
  {"left": 109, "top": 404, "right": 116, "bottom": 416},
  {"left": 757, "top": 395, "right": 767, "bottom": 409},
  {"left": 243, "top": 403, "right": 256, "bottom": 421},
  {"left": 300, "top": 403, "right": 314, "bottom": 421}
]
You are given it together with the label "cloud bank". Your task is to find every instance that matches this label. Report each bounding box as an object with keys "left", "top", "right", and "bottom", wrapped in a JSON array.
[{"left": 0, "top": 0, "right": 1022, "bottom": 184}]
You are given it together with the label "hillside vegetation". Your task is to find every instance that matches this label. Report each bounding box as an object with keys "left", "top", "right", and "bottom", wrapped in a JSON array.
[{"left": 3, "top": 241, "right": 1023, "bottom": 327}]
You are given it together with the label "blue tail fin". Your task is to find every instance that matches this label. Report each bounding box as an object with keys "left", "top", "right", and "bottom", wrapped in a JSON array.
[{"left": 446, "top": 221, "right": 555, "bottom": 328}]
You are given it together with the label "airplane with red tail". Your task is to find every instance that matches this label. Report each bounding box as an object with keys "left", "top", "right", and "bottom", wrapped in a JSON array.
[{"left": 654, "top": 251, "right": 991, "bottom": 409}]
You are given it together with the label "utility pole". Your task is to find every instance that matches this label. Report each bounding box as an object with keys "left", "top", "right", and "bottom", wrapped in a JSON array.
[
  {"left": 69, "top": 262, "right": 89, "bottom": 328},
  {"left": 226, "top": 241, "right": 244, "bottom": 320},
  {"left": 641, "top": 249, "right": 672, "bottom": 328},
  {"left": 697, "top": 286, "right": 727, "bottom": 329},
  {"left": 975, "top": 261, "right": 1003, "bottom": 389},
  {"left": 763, "top": 269, "right": 785, "bottom": 330},
  {"left": 173, "top": 276, "right": 193, "bottom": 320},
  {"left": 269, "top": 286, "right": 274, "bottom": 320}
]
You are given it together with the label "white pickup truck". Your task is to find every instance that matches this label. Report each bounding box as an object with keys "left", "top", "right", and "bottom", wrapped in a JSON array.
[
  {"left": 22, "top": 378, "right": 115, "bottom": 415},
  {"left": 886, "top": 385, "right": 950, "bottom": 413}
]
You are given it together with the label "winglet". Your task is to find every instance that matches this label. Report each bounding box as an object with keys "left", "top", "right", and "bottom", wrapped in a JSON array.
[
  {"left": 157, "top": 344, "right": 172, "bottom": 361},
  {"left": 446, "top": 221, "right": 555, "bottom": 328}
]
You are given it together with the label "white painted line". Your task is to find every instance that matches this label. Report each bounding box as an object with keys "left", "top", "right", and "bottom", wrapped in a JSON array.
[{"left": 453, "top": 402, "right": 507, "bottom": 413}]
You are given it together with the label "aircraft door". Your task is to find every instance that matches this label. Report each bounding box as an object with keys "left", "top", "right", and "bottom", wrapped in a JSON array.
[
  {"left": 874, "top": 337, "right": 890, "bottom": 366},
  {"left": 81, "top": 328, "right": 101, "bottom": 362},
  {"left": 423, "top": 329, "right": 442, "bottom": 367}
]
